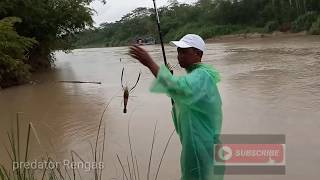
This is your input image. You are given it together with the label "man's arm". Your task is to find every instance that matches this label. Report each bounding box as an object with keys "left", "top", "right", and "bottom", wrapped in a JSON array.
[
  {"left": 129, "top": 45, "right": 159, "bottom": 77},
  {"left": 129, "top": 45, "right": 205, "bottom": 103}
]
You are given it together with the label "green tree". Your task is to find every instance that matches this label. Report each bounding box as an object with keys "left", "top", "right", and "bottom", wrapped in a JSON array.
[
  {"left": 168, "top": 0, "right": 179, "bottom": 7},
  {"left": 310, "top": 16, "right": 320, "bottom": 34},
  {"left": 0, "top": 0, "right": 105, "bottom": 70},
  {"left": 73, "top": 0, "right": 320, "bottom": 48},
  {"left": 0, "top": 17, "right": 37, "bottom": 88}
]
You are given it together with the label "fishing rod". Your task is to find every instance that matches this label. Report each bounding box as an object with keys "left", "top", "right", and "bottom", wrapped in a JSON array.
[
  {"left": 152, "top": 0, "right": 168, "bottom": 67},
  {"left": 152, "top": 0, "right": 175, "bottom": 106}
]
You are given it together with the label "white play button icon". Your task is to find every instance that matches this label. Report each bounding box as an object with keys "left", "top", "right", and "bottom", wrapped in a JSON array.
[{"left": 218, "top": 145, "right": 233, "bottom": 161}]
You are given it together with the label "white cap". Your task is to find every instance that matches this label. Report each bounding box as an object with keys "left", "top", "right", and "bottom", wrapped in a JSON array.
[{"left": 169, "top": 34, "right": 205, "bottom": 52}]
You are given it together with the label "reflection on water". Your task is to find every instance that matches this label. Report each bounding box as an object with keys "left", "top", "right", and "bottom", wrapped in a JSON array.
[{"left": 0, "top": 35, "right": 319, "bottom": 180}]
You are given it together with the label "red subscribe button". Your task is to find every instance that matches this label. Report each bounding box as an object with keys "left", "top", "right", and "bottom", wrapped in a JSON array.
[{"left": 215, "top": 144, "right": 285, "bottom": 165}]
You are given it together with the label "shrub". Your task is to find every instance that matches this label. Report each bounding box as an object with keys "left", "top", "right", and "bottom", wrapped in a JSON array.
[
  {"left": 264, "top": 21, "right": 279, "bottom": 33},
  {"left": 291, "top": 11, "right": 318, "bottom": 32},
  {"left": 197, "top": 25, "right": 243, "bottom": 39},
  {"left": 0, "top": 17, "right": 37, "bottom": 88},
  {"left": 309, "top": 16, "right": 320, "bottom": 35}
]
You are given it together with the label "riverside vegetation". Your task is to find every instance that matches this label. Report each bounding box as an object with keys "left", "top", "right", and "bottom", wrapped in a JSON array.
[{"left": 73, "top": 0, "right": 320, "bottom": 48}]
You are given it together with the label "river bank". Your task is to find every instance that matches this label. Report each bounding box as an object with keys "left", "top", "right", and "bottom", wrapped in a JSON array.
[
  {"left": 72, "top": 31, "right": 317, "bottom": 50},
  {"left": 207, "top": 31, "right": 312, "bottom": 43}
]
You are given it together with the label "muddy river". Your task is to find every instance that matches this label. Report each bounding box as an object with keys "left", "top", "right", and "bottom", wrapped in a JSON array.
[{"left": 0, "top": 35, "right": 319, "bottom": 180}]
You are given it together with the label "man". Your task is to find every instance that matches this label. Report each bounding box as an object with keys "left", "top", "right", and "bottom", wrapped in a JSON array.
[{"left": 129, "top": 34, "right": 223, "bottom": 180}]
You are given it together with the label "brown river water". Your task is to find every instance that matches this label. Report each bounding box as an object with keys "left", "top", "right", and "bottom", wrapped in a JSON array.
[{"left": 0, "top": 35, "right": 319, "bottom": 180}]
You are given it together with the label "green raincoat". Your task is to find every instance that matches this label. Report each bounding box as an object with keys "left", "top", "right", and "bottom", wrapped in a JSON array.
[{"left": 150, "top": 63, "right": 224, "bottom": 180}]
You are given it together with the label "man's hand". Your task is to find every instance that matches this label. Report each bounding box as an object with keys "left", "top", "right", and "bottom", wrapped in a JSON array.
[
  {"left": 129, "top": 45, "right": 153, "bottom": 67},
  {"left": 129, "top": 45, "right": 159, "bottom": 77}
]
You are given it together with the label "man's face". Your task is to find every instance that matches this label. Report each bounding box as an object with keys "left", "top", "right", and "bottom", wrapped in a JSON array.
[{"left": 177, "top": 47, "right": 201, "bottom": 68}]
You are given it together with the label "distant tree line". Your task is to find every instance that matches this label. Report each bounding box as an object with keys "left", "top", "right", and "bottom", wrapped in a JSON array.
[{"left": 73, "top": 0, "right": 320, "bottom": 48}]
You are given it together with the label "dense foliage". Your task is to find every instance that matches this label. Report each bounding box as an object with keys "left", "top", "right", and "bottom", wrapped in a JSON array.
[
  {"left": 0, "top": 0, "right": 105, "bottom": 87},
  {"left": 73, "top": 0, "right": 320, "bottom": 48},
  {"left": 0, "top": 17, "right": 37, "bottom": 88},
  {"left": 310, "top": 16, "right": 320, "bottom": 35}
]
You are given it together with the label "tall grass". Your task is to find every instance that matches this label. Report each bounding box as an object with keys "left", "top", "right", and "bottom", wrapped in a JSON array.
[
  {"left": 0, "top": 102, "right": 109, "bottom": 180},
  {"left": 1, "top": 113, "right": 38, "bottom": 180},
  {"left": 1, "top": 95, "right": 175, "bottom": 180},
  {"left": 116, "top": 117, "right": 175, "bottom": 180}
]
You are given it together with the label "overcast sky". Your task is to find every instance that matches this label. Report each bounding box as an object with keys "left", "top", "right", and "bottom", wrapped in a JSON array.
[{"left": 90, "top": 0, "right": 198, "bottom": 26}]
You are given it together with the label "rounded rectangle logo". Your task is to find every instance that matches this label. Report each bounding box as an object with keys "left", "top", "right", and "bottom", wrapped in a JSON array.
[
  {"left": 213, "top": 134, "right": 286, "bottom": 175},
  {"left": 215, "top": 144, "right": 285, "bottom": 165}
]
